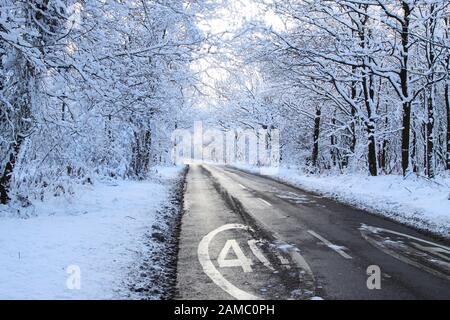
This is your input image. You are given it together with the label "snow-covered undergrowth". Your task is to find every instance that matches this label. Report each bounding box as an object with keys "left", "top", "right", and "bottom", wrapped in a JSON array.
[
  {"left": 0, "top": 166, "right": 184, "bottom": 300},
  {"left": 232, "top": 164, "right": 450, "bottom": 239}
]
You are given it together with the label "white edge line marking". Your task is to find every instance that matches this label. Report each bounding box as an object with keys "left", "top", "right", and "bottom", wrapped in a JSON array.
[
  {"left": 238, "top": 183, "right": 247, "bottom": 190},
  {"left": 198, "top": 224, "right": 260, "bottom": 300},
  {"left": 248, "top": 240, "right": 275, "bottom": 271},
  {"left": 258, "top": 198, "right": 272, "bottom": 207},
  {"left": 308, "top": 230, "right": 352, "bottom": 260}
]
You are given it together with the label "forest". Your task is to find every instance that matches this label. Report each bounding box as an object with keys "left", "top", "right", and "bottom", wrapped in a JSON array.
[{"left": 1, "top": 0, "right": 449, "bottom": 205}]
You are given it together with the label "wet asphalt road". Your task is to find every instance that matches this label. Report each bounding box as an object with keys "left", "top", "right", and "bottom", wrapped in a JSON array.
[{"left": 176, "top": 165, "right": 450, "bottom": 300}]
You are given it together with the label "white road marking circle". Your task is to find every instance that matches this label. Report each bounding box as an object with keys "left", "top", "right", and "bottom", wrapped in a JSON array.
[
  {"left": 198, "top": 223, "right": 315, "bottom": 300},
  {"left": 197, "top": 224, "right": 260, "bottom": 300}
]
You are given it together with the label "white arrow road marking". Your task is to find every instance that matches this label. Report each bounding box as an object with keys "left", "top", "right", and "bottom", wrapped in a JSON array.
[
  {"left": 198, "top": 224, "right": 260, "bottom": 300},
  {"left": 258, "top": 198, "right": 272, "bottom": 207},
  {"left": 308, "top": 230, "right": 352, "bottom": 260}
]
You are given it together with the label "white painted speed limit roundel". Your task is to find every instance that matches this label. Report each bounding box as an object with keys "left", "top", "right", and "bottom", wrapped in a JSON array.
[
  {"left": 197, "top": 223, "right": 315, "bottom": 300},
  {"left": 197, "top": 224, "right": 260, "bottom": 300}
]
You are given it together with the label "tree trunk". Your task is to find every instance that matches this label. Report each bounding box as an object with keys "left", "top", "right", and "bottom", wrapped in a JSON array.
[
  {"left": 425, "top": 4, "right": 436, "bottom": 178},
  {"left": 361, "top": 69, "right": 378, "bottom": 176},
  {"left": 381, "top": 138, "right": 388, "bottom": 173},
  {"left": 359, "top": 9, "right": 377, "bottom": 176},
  {"left": 142, "top": 129, "right": 152, "bottom": 173},
  {"left": 426, "top": 94, "right": 434, "bottom": 178},
  {"left": 130, "top": 129, "right": 152, "bottom": 178},
  {"left": 411, "top": 115, "right": 418, "bottom": 173},
  {"left": 446, "top": 67, "right": 450, "bottom": 170},
  {"left": 400, "top": 73, "right": 412, "bottom": 176},
  {"left": 346, "top": 67, "right": 358, "bottom": 168},
  {"left": 367, "top": 129, "right": 377, "bottom": 176},
  {"left": 330, "top": 114, "right": 340, "bottom": 168},
  {"left": 400, "top": 2, "right": 412, "bottom": 176},
  {"left": 312, "top": 107, "right": 321, "bottom": 167},
  {"left": 445, "top": 18, "right": 450, "bottom": 170},
  {"left": 0, "top": 138, "right": 23, "bottom": 204}
]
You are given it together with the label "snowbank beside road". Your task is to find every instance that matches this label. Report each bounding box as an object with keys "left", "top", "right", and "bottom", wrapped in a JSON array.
[
  {"left": 0, "top": 166, "right": 184, "bottom": 299},
  {"left": 231, "top": 164, "right": 450, "bottom": 239}
]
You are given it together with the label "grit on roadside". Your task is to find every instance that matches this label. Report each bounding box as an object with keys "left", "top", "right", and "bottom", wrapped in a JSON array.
[{"left": 0, "top": 166, "right": 185, "bottom": 300}]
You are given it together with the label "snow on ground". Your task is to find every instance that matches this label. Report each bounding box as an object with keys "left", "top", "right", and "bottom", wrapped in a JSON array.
[
  {"left": 232, "top": 164, "right": 450, "bottom": 239},
  {"left": 0, "top": 166, "right": 184, "bottom": 300}
]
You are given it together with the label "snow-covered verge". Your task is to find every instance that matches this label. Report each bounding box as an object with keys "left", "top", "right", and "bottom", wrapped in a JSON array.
[
  {"left": 0, "top": 166, "right": 185, "bottom": 300},
  {"left": 231, "top": 164, "right": 450, "bottom": 239}
]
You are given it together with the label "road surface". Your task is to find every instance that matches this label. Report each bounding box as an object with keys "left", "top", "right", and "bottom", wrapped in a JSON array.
[{"left": 176, "top": 164, "right": 450, "bottom": 300}]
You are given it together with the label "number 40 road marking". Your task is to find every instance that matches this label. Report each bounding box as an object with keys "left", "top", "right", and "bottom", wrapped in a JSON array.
[
  {"left": 197, "top": 224, "right": 315, "bottom": 300},
  {"left": 217, "top": 239, "right": 283, "bottom": 273}
]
